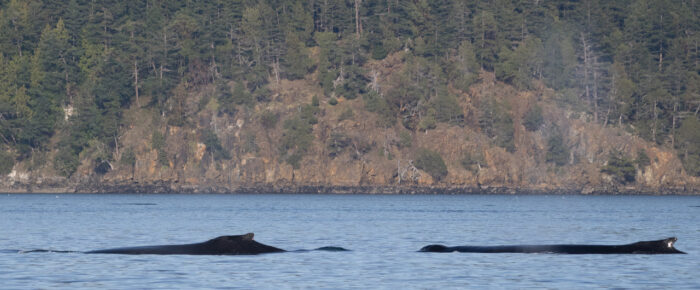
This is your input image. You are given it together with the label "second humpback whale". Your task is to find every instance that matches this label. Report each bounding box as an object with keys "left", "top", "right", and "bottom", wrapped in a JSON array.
[
  {"left": 419, "top": 237, "right": 686, "bottom": 254},
  {"left": 86, "top": 233, "right": 345, "bottom": 255}
]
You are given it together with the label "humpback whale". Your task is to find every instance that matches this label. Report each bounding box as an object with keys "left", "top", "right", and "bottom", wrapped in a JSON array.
[
  {"left": 86, "top": 233, "right": 286, "bottom": 255},
  {"left": 419, "top": 237, "right": 686, "bottom": 254}
]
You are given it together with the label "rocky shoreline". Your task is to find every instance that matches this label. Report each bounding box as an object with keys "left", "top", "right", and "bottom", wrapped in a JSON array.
[{"left": 1, "top": 180, "right": 697, "bottom": 195}]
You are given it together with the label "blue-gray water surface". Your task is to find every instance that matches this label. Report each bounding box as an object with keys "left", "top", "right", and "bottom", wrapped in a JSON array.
[{"left": 1, "top": 194, "right": 699, "bottom": 289}]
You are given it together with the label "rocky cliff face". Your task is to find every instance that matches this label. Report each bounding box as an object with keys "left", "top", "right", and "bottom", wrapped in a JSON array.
[{"left": 2, "top": 55, "right": 698, "bottom": 194}]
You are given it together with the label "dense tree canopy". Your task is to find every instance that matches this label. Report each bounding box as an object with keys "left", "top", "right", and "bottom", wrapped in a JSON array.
[{"left": 0, "top": 0, "right": 698, "bottom": 176}]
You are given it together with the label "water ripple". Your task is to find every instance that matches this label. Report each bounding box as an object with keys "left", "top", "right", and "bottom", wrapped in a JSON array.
[{"left": 0, "top": 194, "right": 698, "bottom": 288}]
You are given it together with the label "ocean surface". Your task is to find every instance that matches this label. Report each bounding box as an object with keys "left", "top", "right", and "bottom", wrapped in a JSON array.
[{"left": 1, "top": 193, "right": 698, "bottom": 289}]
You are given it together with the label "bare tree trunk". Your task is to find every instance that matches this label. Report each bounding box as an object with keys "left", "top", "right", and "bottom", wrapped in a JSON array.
[
  {"left": 695, "top": 38, "right": 699, "bottom": 71},
  {"left": 397, "top": 159, "right": 402, "bottom": 184},
  {"left": 652, "top": 98, "right": 658, "bottom": 143},
  {"left": 371, "top": 69, "right": 379, "bottom": 92},
  {"left": 671, "top": 100, "right": 678, "bottom": 148},
  {"left": 272, "top": 58, "right": 280, "bottom": 85},
  {"left": 580, "top": 33, "right": 591, "bottom": 109},
  {"left": 210, "top": 41, "right": 217, "bottom": 83},
  {"left": 354, "top": 0, "right": 362, "bottom": 38},
  {"left": 162, "top": 26, "right": 167, "bottom": 79},
  {"left": 604, "top": 73, "right": 615, "bottom": 127},
  {"left": 592, "top": 56, "right": 599, "bottom": 123},
  {"left": 658, "top": 14, "right": 664, "bottom": 71},
  {"left": 114, "top": 135, "right": 120, "bottom": 158},
  {"left": 480, "top": 15, "right": 485, "bottom": 67},
  {"left": 134, "top": 60, "right": 140, "bottom": 107},
  {"left": 61, "top": 54, "right": 71, "bottom": 103}
]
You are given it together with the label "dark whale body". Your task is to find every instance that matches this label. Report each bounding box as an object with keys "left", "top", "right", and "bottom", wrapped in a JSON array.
[
  {"left": 86, "top": 233, "right": 285, "bottom": 255},
  {"left": 420, "top": 237, "right": 685, "bottom": 254}
]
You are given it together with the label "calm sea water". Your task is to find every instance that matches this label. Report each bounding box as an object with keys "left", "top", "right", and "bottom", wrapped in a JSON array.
[{"left": 1, "top": 194, "right": 699, "bottom": 289}]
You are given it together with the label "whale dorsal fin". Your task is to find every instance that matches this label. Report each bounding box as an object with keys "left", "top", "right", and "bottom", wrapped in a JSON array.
[
  {"left": 242, "top": 233, "right": 254, "bottom": 240},
  {"left": 664, "top": 237, "right": 677, "bottom": 248}
]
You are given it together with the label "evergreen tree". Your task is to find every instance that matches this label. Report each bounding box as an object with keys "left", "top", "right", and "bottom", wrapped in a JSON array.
[
  {"left": 677, "top": 117, "right": 700, "bottom": 176},
  {"left": 24, "top": 20, "right": 72, "bottom": 150},
  {"left": 283, "top": 32, "right": 311, "bottom": 80},
  {"left": 546, "top": 128, "right": 569, "bottom": 166}
]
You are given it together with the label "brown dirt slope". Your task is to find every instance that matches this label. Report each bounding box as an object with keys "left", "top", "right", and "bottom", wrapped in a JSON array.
[{"left": 2, "top": 52, "right": 698, "bottom": 194}]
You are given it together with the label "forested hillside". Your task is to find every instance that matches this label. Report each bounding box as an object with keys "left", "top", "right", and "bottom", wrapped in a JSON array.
[{"left": 0, "top": 0, "right": 698, "bottom": 193}]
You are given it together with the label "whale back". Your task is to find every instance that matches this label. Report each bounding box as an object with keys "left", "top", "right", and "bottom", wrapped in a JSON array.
[
  {"left": 419, "top": 237, "right": 686, "bottom": 254},
  {"left": 626, "top": 237, "right": 685, "bottom": 254},
  {"left": 201, "top": 233, "right": 285, "bottom": 255},
  {"left": 86, "top": 233, "right": 285, "bottom": 255},
  {"left": 419, "top": 244, "right": 450, "bottom": 252}
]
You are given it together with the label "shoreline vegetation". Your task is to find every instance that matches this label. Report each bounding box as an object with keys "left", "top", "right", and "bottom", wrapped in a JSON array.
[
  {"left": 2, "top": 182, "right": 697, "bottom": 195},
  {"left": 1, "top": 1, "right": 699, "bottom": 194}
]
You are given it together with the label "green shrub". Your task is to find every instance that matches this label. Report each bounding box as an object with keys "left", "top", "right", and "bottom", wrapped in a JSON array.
[
  {"left": 601, "top": 152, "right": 636, "bottom": 184},
  {"left": 285, "top": 152, "right": 303, "bottom": 169},
  {"left": 253, "top": 85, "right": 271, "bottom": 102},
  {"left": 677, "top": 117, "right": 700, "bottom": 176},
  {"left": 680, "top": 154, "right": 700, "bottom": 177},
  {"left": 120, "top": 148, "right": 136, "bottom": 167},
  {"left": 152, "top": 131, "right": 169, "bottom": 166},
  {"left": 167, "top": 113, "right": 186, "bottom": 127},
  {"left": 635, "top": 149, "right": 651, "bottom": 169},
  {"left": 216, "top": 81, "right": 235, "bottom": 115},
  {"left": 197, "top": 93, "right": 211, "bottom": 112},
  {"left": 280, "top": 116, "right": 314, "bottom": 166},
  {"left": 202, "top": 129, "right": 231, "bottom": 161},
  {"left": 418, "top": 108, "right": 437, "bottom": 132},
  {"left": 460, "top": 151, "right": 486, "bottom": 173},
  {"left": 232, "top": 81, "right": 253, "bottom": 106},
  {"left": 398, "top": 131, "right": 412, "bottom": 148},
  {"left": 479, "top": 99, "right": 514, "bottom": 152},
  {"left": 523, "top": 105, "right": 543, "bottom": 131},
  {"left": 283, "top": 32, "right": 313, "bottom": 80},
  {"left": 0, "top": 150, "right": 14, "bottom": 176},
  {"left": 300, "top": 104, "right": 319, "bottom": 125},
  {"left": 414, "top": 148, "right": 448, "bottom": 181},
  {"left": 243, "top": 134, "right": 259, "bottom": 154},
  {"left": 281, "top": 117, "right": 313, "bottom": 152},
  {"left": 450, "top": 41, "right": 480, "bottom": 92},
  {"left": 363, "top": 90, "right": 395, "bottom": 127},
  {"left": 152, "top": 131, "right": 165, "bottom": 151},
  {"left": 433, "top": 93, "right": 463, "bottom": 125},
  {"left": 54, "top": 147, "right": 79, "bottom": 177},
  {"left": 329, "top": 97, "right": 338, "bottom": 106},
  {"left": 327, "top": 132, "right": 351, "bottom": 157},
  {"left": 321, "top": 70, "right": 337, "bottom": 96},
  {"left": 157, "top": 149, "right": 169, "bottom": 167},
  {"left": 338, "top": 107, "right": 354, "bottom": 121},
  {"left": 260, "top": 111, "right": 279, "bottom": 130},
  {"left": 546, "top": 129, "right": 569, "bottom": 166}
]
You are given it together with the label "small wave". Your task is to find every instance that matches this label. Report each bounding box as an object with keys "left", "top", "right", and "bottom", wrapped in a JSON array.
[
  {"left": 110, "top": 203, "right": 158, "bottom": 206},
  {"left": 291, "top": 247, "right": 351, "bottom": 253},
  {"left": 16, "top": 249, "right": 80, "bottom": 254},
  {"left": 314, "top": 246, "right": 350, "bottom": 252}
]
